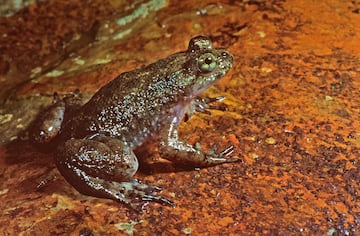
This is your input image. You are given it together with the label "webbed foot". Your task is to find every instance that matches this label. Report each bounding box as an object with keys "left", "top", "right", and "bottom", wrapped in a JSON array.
[{"left": 112, "top": 180, "right": 175, "bottom": 211}]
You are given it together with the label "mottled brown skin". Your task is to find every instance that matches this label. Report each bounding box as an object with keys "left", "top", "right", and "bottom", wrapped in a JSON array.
[{"left": 31, "top": 36, "right": 236, "bottom": 210}]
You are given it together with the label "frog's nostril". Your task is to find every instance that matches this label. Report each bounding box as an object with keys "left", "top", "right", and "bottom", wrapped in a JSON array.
[{"left": 221, "top": 51, "right": 229, "bottom": 58}]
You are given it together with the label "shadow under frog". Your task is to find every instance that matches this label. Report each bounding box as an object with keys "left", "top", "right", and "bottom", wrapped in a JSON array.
[{"left": 28, "top": 36, "right": 238, "bottom": 211}]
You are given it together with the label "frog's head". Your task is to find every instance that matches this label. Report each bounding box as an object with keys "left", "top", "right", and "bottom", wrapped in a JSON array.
[{"left": 184, "top": 36, "right": 233, "bottom": 97}]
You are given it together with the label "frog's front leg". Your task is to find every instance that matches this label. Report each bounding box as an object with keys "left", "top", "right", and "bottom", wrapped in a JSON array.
[
  {"left": 159, "top": 116, "right": 238, "bottom": 167},
  {"left": 55, "top": 135, "right": 174, "bottom": 211}
]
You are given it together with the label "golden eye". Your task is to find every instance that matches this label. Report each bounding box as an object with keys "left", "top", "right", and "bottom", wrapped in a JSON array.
[{"left": 197, "top": 53, "right": 217, "bottom": 73}]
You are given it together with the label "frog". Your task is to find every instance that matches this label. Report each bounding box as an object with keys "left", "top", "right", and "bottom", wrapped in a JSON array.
[{"left": 30, "top": 36, "right": 237, "bottom": 211}]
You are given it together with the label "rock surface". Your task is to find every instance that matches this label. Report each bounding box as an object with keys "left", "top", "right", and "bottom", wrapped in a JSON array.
[{"left": 0, "top": 0, "right": 359, "bottom": 235}]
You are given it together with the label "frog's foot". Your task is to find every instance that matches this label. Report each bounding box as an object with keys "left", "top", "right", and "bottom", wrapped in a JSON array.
[
  {"left": 111, "top": 180, "right": 175, "bottom": 211},
  {"left": 195, "top": 143, "right": 238, "bottom": 166},
  {"left": 185, "top": 96, "right": 227, "bottom": 121},
  {"left": 195, "top": 96, "right": 227, "bottom": 114}
]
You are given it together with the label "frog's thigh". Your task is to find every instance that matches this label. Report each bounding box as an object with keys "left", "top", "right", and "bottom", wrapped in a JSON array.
[{"left": 55, "top": 136, "right": 138, "bottom": 197}]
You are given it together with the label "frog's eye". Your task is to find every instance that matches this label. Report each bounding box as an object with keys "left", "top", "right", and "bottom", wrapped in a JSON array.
[{"left": 197, "top": 53, "right": 217, "bottom": 73}]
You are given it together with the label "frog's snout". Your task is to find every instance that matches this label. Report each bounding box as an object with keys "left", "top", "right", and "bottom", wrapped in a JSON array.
[
  {"left": 218, "top": 49, "right": 233, "bottom": 71},
  {"left": 221, "top": 51, "right": 233, "bottom": 62}
]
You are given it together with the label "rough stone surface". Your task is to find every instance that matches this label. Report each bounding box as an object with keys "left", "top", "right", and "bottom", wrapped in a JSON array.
[{"left": 0, "top": 0, "right": 360, "bottom": 235}]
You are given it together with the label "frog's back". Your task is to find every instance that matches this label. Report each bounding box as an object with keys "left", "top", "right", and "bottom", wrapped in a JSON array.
[{"left": 60, "top": 52, "right": 190, "bottom": 145}]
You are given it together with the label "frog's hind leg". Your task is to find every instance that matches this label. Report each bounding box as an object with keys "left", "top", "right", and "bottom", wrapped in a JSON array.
[{"left": 54, "top": 135, "right": 174, "bottom": 211}]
